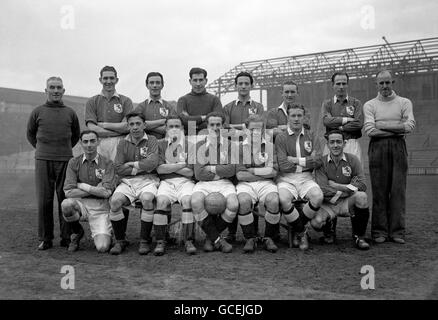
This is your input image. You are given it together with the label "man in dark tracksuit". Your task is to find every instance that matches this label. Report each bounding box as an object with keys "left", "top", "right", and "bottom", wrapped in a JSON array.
[{"left": 26, "top": 76, "right": 81, "bottom": 250}]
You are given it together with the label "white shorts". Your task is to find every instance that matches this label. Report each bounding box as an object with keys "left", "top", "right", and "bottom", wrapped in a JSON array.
[
  {"left": 74, "top": 198, "right": 112, "bottom": 238},
  {"left": 98, "top": 136, "right": 123, "bottom": 161},
  {"left": 323, "top": 139, "right": 362, "bottom": 163},
  {"left": 114, "top": 175, "right": 160, "bottom": 204},
  {"left": 320, "top": 198, "right": 351, "bottom": 219},
  {"left": 236, "top": 180, "right": 278, "bottom": 204},
  {"left": 192, "top": 179, "right": 236, "bottom": 198},
  {"left": 156, "top": 177, "right": 195, "bottom": 204},
  {"left": 276, "top": 171, "right": 320, "bottom": 199}
]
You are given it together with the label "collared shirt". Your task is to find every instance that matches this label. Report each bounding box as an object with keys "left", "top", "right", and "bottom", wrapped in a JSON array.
[
  {"left": 363, "top": 91, "right": 415, "bottom": 137},
  {"left": 315, "top": 152, "right": 366, "bottom": 204},
  {"left": 63, "top": 153, "right": 117, "bottom": 196},
  {"left": 193, "top": 137, "right": 235, "bottom": 181},
  {"left": 223, "top": 98, "right": 264, "bottom": 127},
  {"left": 157, "top": 136, "right": 193, "bottom": 180},
  {"left": 266, "top": 102, "right": 311, "bottom": 131},
  {"left": 134, "top": 98, "right": 176, "bottom": 139},
  {"left": 85, "top": 91, "right": 134, "bottom": 126},
  {"left": 275, "top": 128, "right": 321, "bottom": 174},
  {"left": 321, "top": 95, "right": 363, "bottom": 140},
  {"left": 114, "top": 133, "right": 159, "bottom": 178}
]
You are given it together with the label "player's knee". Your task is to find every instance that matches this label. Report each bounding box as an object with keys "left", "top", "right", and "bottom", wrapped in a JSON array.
[
  {"left": 140, "top": 193, "right": 154, "bottom": 208},
  {"left": 191, "top": 193, "right": 204, "bottom": 212},
  {"left": 354, "top": 191, "right": 368, "bottom": 208},
  {"left": 180, "top": 196, "right": 191, "bottom": 210},
  {"left": 278, "top": 190, "right": 293, "bottom": 209},
  {"left": 226, "top": 195, "right": 239, "bottom": 213},
  {"left": 237, "top": 194, "right": 252, "bottom": 215},
  {"left": 109, "top": 196, "right": 123, "bottom": 211},
  {"left": 264, "top": 193, "right": 279, "bottom": 213},
  {"left": 311, "top": 216, "right": 324, "bottom": 230},
  {"left": 308, "top": 187, "right": 323, "bottom": 206},
  {"left": 156, "top": 196, "right": 170, "bottom": 210},
  {"left": 61, "top": 199, "right": 74, "bottom": 212}
]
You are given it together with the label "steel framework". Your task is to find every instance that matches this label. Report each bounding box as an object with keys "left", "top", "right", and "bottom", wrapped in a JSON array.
[{"left": 207, "top": 37, "right": 438, "bottom": 97}]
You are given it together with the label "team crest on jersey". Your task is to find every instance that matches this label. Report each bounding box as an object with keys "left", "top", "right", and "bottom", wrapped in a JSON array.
[
  {"left": 113, "top": 103, "right": 123, "bottom": 113},
  {"left": 304, "top": 141, "right": 312, "bottom": 153},
  {"left": 248, "top": 107, "right": 257, "bottom": 115},
  {"left": 342, "top": 166, "right": 352, "bottom": 177},
  {"left": 95, "top": 168, "right": 105, "bottom": 179},
  {"left": 159, "top": 107, "right": 169, "bottom": 117},
  {"left": 346, "top": 105, "right": 355, "bottom": 116},
  {"left": 140, "top": 146, "right": 148, "bottom": 157}
]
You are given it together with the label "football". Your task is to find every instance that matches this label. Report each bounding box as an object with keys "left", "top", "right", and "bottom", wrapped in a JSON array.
[{"left": 204, "top": 192, "right": 227, "bottom": 215}]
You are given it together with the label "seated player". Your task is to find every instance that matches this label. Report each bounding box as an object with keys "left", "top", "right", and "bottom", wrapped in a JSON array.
[
  {"left": 109, "top": 112, "right": 159, "bottom": 255},
  {"left": 191, "top": 112, "right": 238, "bottom": 253},
  {"left": 275, "top": 104, "right": 323, "bottom": 251},
  {"left": 155, "top": 115, "right": 197, "bottom": 255},
  {"left": 312, "top": 130, "right": 370, "bottom": 250},
  {"left": 61, "top": 130, "right": 116, "bottom": 253},
  {"left": 236, "top": 114, "right": 280, "bottom": 253}
]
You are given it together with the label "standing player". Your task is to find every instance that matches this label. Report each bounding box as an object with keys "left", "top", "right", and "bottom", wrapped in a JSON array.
[
  {"left": 266, "top": 81, "right": 310, "bottom": 138},
  {"left": 312, "top": 130, "right": 370, "bottom": 250},
  {"left": 177, "top": 67, "right": 223, "bottom": 135},
  {"left": 320, "top": 72, "right": 364, "bottom": 162},
  {"left": 235, "top": 114, "right": 280, "bottom": 253},
  {"left": 85, "top": 66, "right": 133, "bottom": 160},
  {"left": 26, "top": 76, "right": 80, "bottom": 250},
  {"left": 363, "top": 70, "right": 415, "bottom": 244},
  {"left": 155, "top": 115, "right": 197, "bottom": 255},
  {"left": 61, "top": 130, "right": 117, "bottom": 253},
  {"left": 191, "top": 112, "right": 238, "bottom": 253},
  {"left": 275, "top": 104, "right": 323, "bottom": 251},
  {"left": 109, "top": 112, "right": 159, "bottom": 255},
  {"left": 223, "top": 71, "right": 265, "bottom": 243},
  {"left": 134, "top": 72, "right": 176, "bottom": 140}
]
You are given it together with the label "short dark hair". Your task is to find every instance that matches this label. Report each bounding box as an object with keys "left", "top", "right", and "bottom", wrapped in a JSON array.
[
  {"left": 331, "top": 72, "right": 349, "bottom": 84},
  {"left": 165, "top": 115, "right": 182, "bottom": 125},
  {"left": 286, "top": 103, "right": 306, "bottom": 115},
  {"left": 206, "top": 111, "right": 225, "bottom": 125},
  {"left": 234, "top": 72, "right": 254, "bottom": 85},
  {"left": 126, "top": 112, "right": 146, "bottom": 122},
  {"left": 189, "top": 67, "right": 207, "bottom": 79},
  {"left": 146, "top": 72, "right": 164, "bottom": 85},
  {"left": 100, "top": 66, "right": 117, "bottom": 78},
  {"left": 245, "top": 114, "right": 265, "bottom": 129},
  {"left": 282, "top": 80, "right": 299, "bottom": 91},
  {"left": 325, "top": 129, "right": 346, "bottom": 141},
  {"left": 80, "top": 130, "right": 99, "bottom": 140}
]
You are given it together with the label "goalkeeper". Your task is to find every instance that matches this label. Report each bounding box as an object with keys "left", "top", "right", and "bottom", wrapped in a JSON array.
[{"left": 311, "top": 130, "right": 370, "bottom": 250}]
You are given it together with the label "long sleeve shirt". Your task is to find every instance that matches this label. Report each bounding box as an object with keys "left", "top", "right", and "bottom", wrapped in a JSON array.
[
  {"left": 26, "top": 100, "right": 80, "bottom": 161},
  {"left": 275, "top": 127, "right": 322, "bottom": 174},
  {"left": 157, "top": 136, "right": 194, "bottom": 180},
  {"left": 223, "top": 99, "right": 264, "bottom": 128},
  {"left": 114, "top": 133, "right": 159, "bottom": 178},
  {"left": 322, "top": 95, "right": 363, "bottom": 139},
  {"left": 85, "top": 92, "right": 133, "bottom": 126},
  {"left": 315, "top": 153, "right": 366, "bottom": 204},
  {"left": 193, "top": 136, "right": 235, "bottom": 181},
  {"left": 363, "top": 92, "right": 415, "bottom": 137},
  {"left": 63, "top": 153, "right": 117, "bottom": 197},
  {"left": 176, "top": 90, "right": 223, "bottom": 133}
]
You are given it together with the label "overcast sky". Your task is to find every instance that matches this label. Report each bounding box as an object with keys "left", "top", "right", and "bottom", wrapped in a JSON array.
[{"left": 1, "top": 0, "right": 437, "bottom": 105}]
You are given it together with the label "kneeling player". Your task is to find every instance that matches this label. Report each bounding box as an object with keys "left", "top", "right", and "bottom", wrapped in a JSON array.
[
  {"left": 236, "top": 115, "right": 280, "bottom": 253},
  {"left": 275, "top": 104, "right": 323, "bottom": 251},
  {"left": 155, "top": 115, "right": 197, "bottom": 255},
  {"left": 312, "top": 130, "right": 370, "bottom": 250},
  {"left": 62, "top": 130, "right": 116, "bottom": 253},
  {"left": 191, "top": 112, "right": 238, "bottom": 253},
  {"left": 109, "top": 112, "right": 159, "bottom": 255}
]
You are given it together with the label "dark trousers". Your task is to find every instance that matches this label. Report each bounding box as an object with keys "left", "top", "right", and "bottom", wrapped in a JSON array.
[
  {"left": 368, "top": 137, "right": 408, "bottom": 239},
  {"left": 35, "top": 159, "right": 71, "bottom": 241}
]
